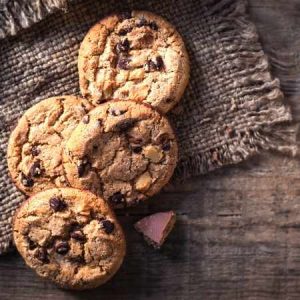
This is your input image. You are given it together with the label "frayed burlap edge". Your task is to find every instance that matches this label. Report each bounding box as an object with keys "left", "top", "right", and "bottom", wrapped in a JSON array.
[{"left": 174, "top": 0, "right": 294, "bottom": 179}]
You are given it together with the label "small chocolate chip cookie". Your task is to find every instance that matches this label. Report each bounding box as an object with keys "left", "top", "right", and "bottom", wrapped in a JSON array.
[
  {"left": 7, "top": 96, "right": 94, "bottom": 195},
  {"left": 78, "top": 11, "right": 190, "bottom": 113},
  {"left": 63, "top": 100, "right": 178, "bottom": 207},
  {"left": 13, "top": 188, "right": 126, "bottom": 290}
]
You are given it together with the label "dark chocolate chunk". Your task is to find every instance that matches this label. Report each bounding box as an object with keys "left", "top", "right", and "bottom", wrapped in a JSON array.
[
  {"left": 118, "top": 27, "right": 132, "bottom": 36},
  {"left": 144, "top": 60, "right": 157, "bottom": 72},
  {"left": 155, "top": 56, "right": 164, "bottom": 70},
  {"left": 31, "top": 145, "right": 40, "bottom": 156},
  {"left": 29, "top": 160, "right": 42, "bottom": 178},
  {"left": 162, "top": 142, "right": 171, "bottom": 151},
  {"left": 70, "top": 230, "right": 86, "bottom": 242},
  {"left": 117, "top": 57, "right": 130, "bottom": 70},
  {"left": 82, "top": 115, "right": 90, "bottom": 124},
  {"left": 100, "top": 220, "right": 115, "bottom": 234},
  {"left": 21, "top": 173, "right": 34, "bottom": 187},
  {"left": 49, "top": 197, "right": 67, "bottom": 212},
  {"left": 115, "top": 119, "right": 136, "bottom": 132},
  {"left": 131, "top": 145, "right": 143, "bottom": 154},
  {"left": 35, "top": 247, "right": 49, "bottom": 263},
  {"left": 28, "top": 239, "right": 37, "bottom": 250},
  {"left": 119, "top": 11, "right": 132, "bottom": 21},
  {"left": 55, "top": 241, "right": 70, "bottom": 255},
  {"left": 77, "top": 156, "right": 90, "bottom": 178},
  {"left": 109, "top": 108, "right": 127, "bottom": 116},
  {"left": 136, "top": 17, "right": 148, "bottom": 27},
  {"left": 149, "top": 21, "right": 158, "bottom": 31},
  {"left": 115, "top": 38, "right": 130, "bottom": 54},
  {"left": 109, "top": 192, "right": 125, "bottom": 205},
  {"left": 134, "top": 211, "right": 176, "bottom": 249}
]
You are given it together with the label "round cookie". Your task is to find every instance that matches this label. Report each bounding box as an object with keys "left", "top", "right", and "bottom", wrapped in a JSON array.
[
  {"left": 78, "top": 11, "right": 190, "bottom": 113},
  {"left": 13, "top": 188, "right": 126, "bottom": 290},
  {"left": 63, "top": 100, "right": 178, "bottom": 207},
  {"left": 7, "top": 96, "right": 94, "bottom": 195}
]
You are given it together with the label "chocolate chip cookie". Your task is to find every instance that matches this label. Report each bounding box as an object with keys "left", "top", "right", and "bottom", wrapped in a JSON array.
[
  {"left": 78, "top": 11, "right": 190, "bottom": 113},
  {"left": 13, "top": 188, "right": 126, "bottom": 290},
  {"left": 63, "top": 100, "right": 178, "bottom": 207},
  {"left": 7, "top": 96, "right": 94, "bottom": 195}
]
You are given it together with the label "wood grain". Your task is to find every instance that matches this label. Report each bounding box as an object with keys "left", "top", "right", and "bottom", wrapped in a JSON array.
[{"left": 1, "top": 0, "right": 300, "bottom": 299}]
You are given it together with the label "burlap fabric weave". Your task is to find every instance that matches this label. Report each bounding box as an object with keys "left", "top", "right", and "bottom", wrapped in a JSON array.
[{"left": 0, "top": 0, "right": 293, "bottom": 254}]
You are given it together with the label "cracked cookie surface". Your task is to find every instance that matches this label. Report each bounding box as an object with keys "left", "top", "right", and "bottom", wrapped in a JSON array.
[
  {"left": 78, "top": 11, "right": 190, "bottom": 113},
  {"left": 7, "top": 96, "right": 94, "bottom": 195},
  {"left": 13, "top": 188, "right": 126, "bottom": 290},
  {"left": 63, "top": 100, "right": 178, "bottom": 207}
]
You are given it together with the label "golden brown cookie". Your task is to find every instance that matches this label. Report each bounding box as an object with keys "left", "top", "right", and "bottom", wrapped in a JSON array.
[
  {"left": 78, "top": 11, "right": 190, "bottom": 113},
  {"left": 7, "top": 96, "right": 94, "bottom": 195},
  {"left": 13, "top": 188, "right": 126, "bottom": 290},
  {"left": 63, "top": 100, "right": 178, "bottom": 207}
]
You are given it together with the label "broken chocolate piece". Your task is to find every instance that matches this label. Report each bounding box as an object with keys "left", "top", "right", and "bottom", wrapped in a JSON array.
[
  {"left": 100, "top": 220, "right": 115, "bottom": 234},
  {"left": 55, "top": 241, "right": 70, "bottom": 255},
  {"left": 134, "top": 211, "right": 176, "bottom": 249},
  {"left": 49, "top": 197, "right": 67, "bottom": 212},
  {"left": 21, "top": 172, "right": 34, "bottom": 187}
]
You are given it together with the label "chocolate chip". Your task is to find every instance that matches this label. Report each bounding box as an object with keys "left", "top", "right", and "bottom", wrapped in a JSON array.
[
  {"left": 82, "top": 115, "right": 90, "bottom": 124},
  {"left": 70, "top": 230, "right": 86, "bottom": 242},
  {"left": 136, "top": 17, "right": 148, "bottom": 27},
  {"left": 145, "top": 56, "right": 164, "bottom": 72},
  {"left": 109, "top": 192, "right": 125, "bottom": 205},
  {"left": 109, "top": 108, "right": 127, "bottom": 116},
  {"left": 28, "top": 239, "right": 37, "bottom": 250},
  {"left": 31, "top": 145, "right": 40, "bottom": 156},
  {"left": 118, "top": 27, "right": 132, "bottom": 36},
  {"left": 21, "top": 173, "right": 34, "bottom": 187},
  {"left": 97, "top": 118, "right": 103, "bottom": 126},
  {"left": 119, "top": 11, "right": 132, "bottom": 21},
  {"left": 55, "top": 241, "right": 70, "bottom": 255},
  {"left": 29, "top": 160, "right": 42, "bottom": 178},
  {"left": 100, "top": 220, "right": 115, "bottom": 234},
  {"left": 132, "top": 145, "right": 143, "bottom": 154},
  {"left": 49, "top": 197, "right": 67, "bottom": 212},
  {"left": 77, "top": 156, "right": 90, "bottom": 178},
  {"left": 116, "top": 119, "right": 136, "bottom": 132},
  {"left": 35, "top": 248, "right": 49, "bottom": 263},
  {"left": 144, "top": 60, "right": 157, "bottom": 72},
  {"left": 115, "top": 38, "right": 130, "bottom": 54},
  {"left": 117, "top": 57, "right": 130, "bottom": 70},
  {"left": 162, "top": 141, "right": 171, "bottom": 151},
  {"left": 149, "top": 21, "right": 158, "bottom": 31},
  {"left": 155, "top": 56, "right": 164, "bottom": 70}
]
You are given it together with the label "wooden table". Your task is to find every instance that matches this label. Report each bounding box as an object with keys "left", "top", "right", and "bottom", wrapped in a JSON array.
[{"left": 1, "top": 1, "right": 300, "bottom": 299}]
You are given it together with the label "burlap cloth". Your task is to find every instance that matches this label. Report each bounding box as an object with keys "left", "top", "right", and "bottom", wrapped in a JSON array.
[{"left": 0, "top": 0, "right": 294, "bottom": 254}]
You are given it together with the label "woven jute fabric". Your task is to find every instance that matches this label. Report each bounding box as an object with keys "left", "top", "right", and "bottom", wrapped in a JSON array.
[{"left": 0, "top": 0, "right": 293, "bottom": 254}]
